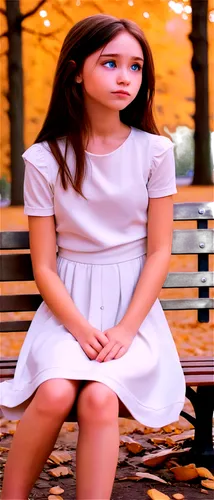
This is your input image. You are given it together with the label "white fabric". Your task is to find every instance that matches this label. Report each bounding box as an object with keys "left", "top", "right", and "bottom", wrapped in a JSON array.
[{"left": 0, "top": 126, "right": 185, "bottom": 426}]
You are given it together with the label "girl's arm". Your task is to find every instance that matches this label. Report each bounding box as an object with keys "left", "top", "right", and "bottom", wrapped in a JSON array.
[
  {"left": 28, "top": 215, "right": 108, "bottom": 357},
  {"left": 119, "top": 195, "right": 174, "bottom": 333}
]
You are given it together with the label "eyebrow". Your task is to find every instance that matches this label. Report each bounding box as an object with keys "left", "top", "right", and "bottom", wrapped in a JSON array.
[{"left": 99, "top": 53, "right": 144, "bottom": 62}]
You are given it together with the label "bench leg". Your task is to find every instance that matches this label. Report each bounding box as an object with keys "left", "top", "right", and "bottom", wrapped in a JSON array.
[{"left": 183, "top": 386, "right": 214, "bottom": 467}]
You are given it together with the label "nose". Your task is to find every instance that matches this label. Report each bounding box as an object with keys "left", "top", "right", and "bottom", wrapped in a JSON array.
[{"left": 116, "top": 67, "right": 131, "bottom": 86}]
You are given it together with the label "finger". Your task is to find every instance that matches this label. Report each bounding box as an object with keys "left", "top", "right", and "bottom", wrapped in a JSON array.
[
  {"left": 86, "top": 345, "right": 99, "bottom": 360},
  {"left": 114, "top": 346, "right": 127, "bottom": 360},
  {"left": 96, "top": 341, "right": 115, "bottom": 363},
  {"left": 90, "top": 338, "right": 104, "bottom": 353},
  {"left": 96, "top": 332, "right": 110, "bottom": 348},
  {"left": 103, "top": 343, "right": 122, "bottom": 362}
]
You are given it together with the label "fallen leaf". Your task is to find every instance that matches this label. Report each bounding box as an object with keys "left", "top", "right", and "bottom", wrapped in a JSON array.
[
  {"left": 0, "top": 447, "right": 10, "bottom": 452},
  {"left": 49, "top": 486, "right": 65, "bottom": 494},
  {"left": 196, "top": 467, "right": 214, "bottom": 480},
  {"left": 172, "top": 494, "right": 185, "bottom": 499},
  {"left": 48, "top": 466, "right": 73, "bottom": 477},
  {"left": 141, "top": 447, "right": 191, "bottom": 467},
  {"left": 48, "top": 450, "right": 72, "bottom": 465},
  {"left": 118, "top": 475, "right": 142, "bottom": 481},
  {"left": 135, "top": 472, "right": 167, "bottom": 484},
  {"left": 48, "top": 496, "right": 63, "bottom": 500},
  {"left": 200, "top": 488, "right": 209, "bottom": 494},
  {"left": 120, "top": 436, "right": 143, "bottom": 454},
  {"left": 147, "top": 488, "right": 170, "bottom": 499},
  {"left": 201, "top": 479, "right": 214, "bottom": 490},
  {"left": 162, "top": 425, "right": 176, "bottom": 433},
  {"left": 170, "top": 464, "right": 198, "bottom": 481},
  {"left": 150, "top": 437, "right": 169, "bottom": 446},
  {"left": 165, "top": 430, "right": 194, "bottom": 446}
]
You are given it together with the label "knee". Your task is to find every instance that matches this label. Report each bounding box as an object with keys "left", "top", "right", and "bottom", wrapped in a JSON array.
[
  {"left": 33, "top": 379, "right": 79, "bottom": 418},
  {"left": 77, "top": 382, "right": 119, "bottom": 425}
]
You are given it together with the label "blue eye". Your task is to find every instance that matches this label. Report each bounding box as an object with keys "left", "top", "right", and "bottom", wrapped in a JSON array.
[
  {"left": 131, "top": 63, "right": 141, "bottom": 71},
  {"left": 103, "top": 61, "right": 116, "bottom": 68},
  {"left": 103, "top": 60, "right": 142, "bottom": 71}
]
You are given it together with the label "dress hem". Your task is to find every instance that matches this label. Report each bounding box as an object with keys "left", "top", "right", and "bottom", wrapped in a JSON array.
[{"left": 0, "top": 367, "right": 185, "bottom": 428}]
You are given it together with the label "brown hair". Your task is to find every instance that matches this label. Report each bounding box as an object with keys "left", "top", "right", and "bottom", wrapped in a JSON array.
[{"left": 34, "top": 14, "right": 160, "bottom": 198}]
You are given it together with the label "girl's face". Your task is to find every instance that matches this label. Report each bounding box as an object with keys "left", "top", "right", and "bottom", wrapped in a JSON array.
[{"left": 78, "top": 31, "right": 144, "bottom": 111}]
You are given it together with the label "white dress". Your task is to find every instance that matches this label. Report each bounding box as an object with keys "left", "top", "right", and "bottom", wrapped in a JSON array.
[{"left": 0, "top": 126, "right": 186, "bottom": 426}]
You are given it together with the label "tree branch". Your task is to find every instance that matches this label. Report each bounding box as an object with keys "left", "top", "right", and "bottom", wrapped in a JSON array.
[
  {"left": 84, "top": 1, "right": 105, "bottom": 13},
  {"left": 0, "top": 8, "right": 6, "bottom": 16},
  {"left": 21, "top": 0, "right": 47, "bottom": 22},
  {"left": 40, "top": 40, "right": 58, "bottom": 60},
  {"left": 52, "top": 1, "right": 74, "bottom": 23},
  {"left": 22, "top": 24, "right": 66, "bottom": 38},
  {"left": 0, "top": 31, "right": 8, "bottom": 38}
]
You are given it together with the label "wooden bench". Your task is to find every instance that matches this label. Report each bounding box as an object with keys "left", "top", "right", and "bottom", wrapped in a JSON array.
[{"left": 0, "top": 202, "right": 213, "bottom": 465}]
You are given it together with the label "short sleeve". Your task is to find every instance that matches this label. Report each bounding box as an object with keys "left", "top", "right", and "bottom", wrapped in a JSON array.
[
  {"left": 147, "top": 136, "right": 177, "bottom": 198},
  {"left": 22, "top": 143, "right": 55, "bottom": 216}
]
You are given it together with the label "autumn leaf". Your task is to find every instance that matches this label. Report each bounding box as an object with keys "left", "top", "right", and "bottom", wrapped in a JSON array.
[
  {"left": 48, "top": 450, "right": 72, "bottom": 465},
  {"left": 201, "top": 479, "right": 214, "bottom": 490},
  {"left": 135, "top": 472, "right": 168, "bottom": 484},
  {"left": 49, "top": 486, "right": 65, "bottom": 494},
  {"left": 147, "top": 488, "right": 170, "bottom": 499},
  {"left": 196, "top": 467, "right": 214, "bottom": 480},
  {"left": 48, "top": 466, "right": 73, "bottom": 477},
  {"left": 172, "top": 494, "right": 185, "bottom": 500},
  {"left": 170, "top": 463, "right": 199, "bottom": 481}
]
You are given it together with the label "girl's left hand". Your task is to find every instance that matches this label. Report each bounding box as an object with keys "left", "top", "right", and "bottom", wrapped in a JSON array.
[{"left": 95, "top": 324, "right": 136, "bottom": 363}]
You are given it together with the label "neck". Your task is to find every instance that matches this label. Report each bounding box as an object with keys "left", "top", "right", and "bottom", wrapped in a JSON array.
[{"left": 84, "top": 95, "right": 124, "bottom": 139}]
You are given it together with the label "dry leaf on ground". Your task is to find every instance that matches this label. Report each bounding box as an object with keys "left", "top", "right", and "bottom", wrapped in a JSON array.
[
  {"left": 49, "top": 486, "right": 65, "bottom": 494},
  {"left": 147, "top": 488, "right": 170, "bottom": 499},
  {"left": 196, "top": 467, "right": 214, "bottom": 480},
  {"left": 120, "top": 435, "right": 144, "bottom": 454},
  {"left": 135, "top": 472, "right": 167, "bottom": 484},
  {"left": 201, "top": 479, "right": 214, "bottom": 490},
  {"left": 170, "top": 464, "right": 198, "bottom": 481},
  {"left": 48, "top": 465, "right": 73, "bottom": 477},
  {"left": 48, "top": 450, "right": 72, "bottom": 464},
  {"left": 119, "top": 475, "right": 142, "bottom": 481},
  {"left": 172, "top": 494, "right": 185, "bottom": 499},
  {"left": 200, "top": 488, "right": 209, "bottom": 494},
  {"left": 141, "top": 447, "right": 191, "bottom": 467},
  {"left": 48, "top": 496, "right": 64, "bottom": 500}
]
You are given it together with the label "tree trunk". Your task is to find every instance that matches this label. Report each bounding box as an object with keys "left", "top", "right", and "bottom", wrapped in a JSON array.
[
  {"left": 6, "top": 0, "right": 24, "bottom": 205},
  {"left": 189, "top": 0, "right": 213, "bottom": 185}
]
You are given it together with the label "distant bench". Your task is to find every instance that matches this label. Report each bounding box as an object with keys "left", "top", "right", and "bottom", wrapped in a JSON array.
[{"left": 0, "top": 202, "right": 213, "bottom": 465}]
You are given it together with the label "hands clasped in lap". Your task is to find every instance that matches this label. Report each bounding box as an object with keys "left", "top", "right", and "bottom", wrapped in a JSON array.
[{"left": 76, "top": 324, "right": 135, "bottom": 363}]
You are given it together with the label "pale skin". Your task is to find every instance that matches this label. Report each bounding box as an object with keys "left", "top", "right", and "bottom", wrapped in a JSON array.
[{"left": 1, "top": 31, "right": 175, "bottom": 500}]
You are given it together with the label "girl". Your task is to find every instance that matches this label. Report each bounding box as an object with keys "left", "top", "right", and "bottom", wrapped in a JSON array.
[{"left": 0, "top": 13, "right": 186, "bottom": 500}]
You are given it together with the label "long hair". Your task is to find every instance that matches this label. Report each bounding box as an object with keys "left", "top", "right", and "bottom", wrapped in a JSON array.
[{"left": 34, "top": 14, "right": 160, "bottom": 198}]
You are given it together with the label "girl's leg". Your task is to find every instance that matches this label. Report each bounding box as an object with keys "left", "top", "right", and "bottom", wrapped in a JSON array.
[
  {"left": 1, "top": 378, "right": 81, "bottom": 500},
  {"left": 76, "top": 381, "right": 120, "bottom": 500}
]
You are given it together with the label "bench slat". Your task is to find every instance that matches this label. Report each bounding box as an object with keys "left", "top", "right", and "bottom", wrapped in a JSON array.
[
  {"left": 173, "top": 202, "right": 214, "bottom": 220},
  {"left": 1, "top": 297, "right": 213, "bottom": 316},
  {"left": 0, "top": 321, "right": 31, "bottom": 332},
  {"left": 0, "top": 254, "right": 34, "bottom": 281},
  {"left": 185, "top": 375, "right": 214, "bottom": 385},
  {"left": 183, "top": 367, "right": 214, "bottom": 375},
  {"left": 172, "top": 229, "right": 214, "bottom": 254},
  {"left": 1, "top": 231, "right": 213, "bottom": 264},
  {"left": 1, "top": 266, "right": 213, "bottom": 289}
]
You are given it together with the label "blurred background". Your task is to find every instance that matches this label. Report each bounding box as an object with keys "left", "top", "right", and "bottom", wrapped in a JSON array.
[{"left": 0, "top": 0, "right": 213, "bottom": 363}]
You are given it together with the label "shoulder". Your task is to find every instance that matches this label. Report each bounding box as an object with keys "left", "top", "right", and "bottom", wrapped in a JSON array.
[
  {"left": 22, "top": 140, "right": 64, "bottom": 186},
  {"left": 131, "top": 127, "right": 174, "bottom": 156}
]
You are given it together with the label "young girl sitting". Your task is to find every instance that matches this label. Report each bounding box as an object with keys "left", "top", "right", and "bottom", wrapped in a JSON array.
[{"left": 0, "top": 13, "right": 185, "bottom": 500}]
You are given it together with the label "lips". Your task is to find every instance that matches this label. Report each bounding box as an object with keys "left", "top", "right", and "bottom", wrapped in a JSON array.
[{"left": 112, "top": 90, "right": 130, "bottom": 96}]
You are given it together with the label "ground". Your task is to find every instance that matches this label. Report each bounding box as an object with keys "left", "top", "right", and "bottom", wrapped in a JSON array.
[{"left": 0, "top": 418, "right": 213, "bottom": 499}]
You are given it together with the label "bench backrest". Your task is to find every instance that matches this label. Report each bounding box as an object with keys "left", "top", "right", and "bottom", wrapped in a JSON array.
[{"left": 0, "top": 202, "right": 213, "bottom": 334}]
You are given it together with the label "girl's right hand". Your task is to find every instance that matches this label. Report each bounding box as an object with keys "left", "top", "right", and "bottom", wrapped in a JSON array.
[{"left": 75, "top": 326, "right": 110, "bottom": 360}]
